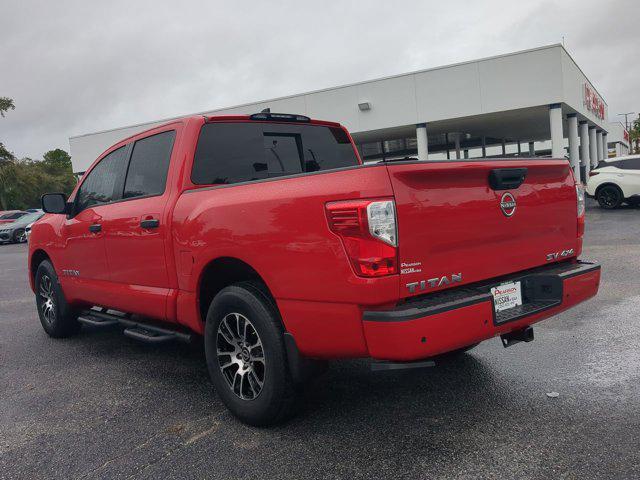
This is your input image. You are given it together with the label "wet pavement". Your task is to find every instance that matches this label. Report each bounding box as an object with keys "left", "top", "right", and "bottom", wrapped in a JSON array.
[{"left": 1, "top": 199, "right": 639, "bottom": 479}]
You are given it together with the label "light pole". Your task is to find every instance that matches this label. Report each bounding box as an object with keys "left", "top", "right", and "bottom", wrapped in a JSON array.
[
  {"left": 618, "top": 112, "right": 635, "bottom": 154},
  {"left": 618, "top": 112, "right": 635, "bottom": 132}
]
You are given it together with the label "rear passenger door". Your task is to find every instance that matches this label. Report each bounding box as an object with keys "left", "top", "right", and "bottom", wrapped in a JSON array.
[{"left": 100, "top": 129, "right": 176, "bottom": 318}]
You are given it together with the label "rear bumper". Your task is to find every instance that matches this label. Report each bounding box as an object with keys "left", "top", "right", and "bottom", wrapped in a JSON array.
[{"left": 362, "top": 261, "right": 600, "bottom": 361}]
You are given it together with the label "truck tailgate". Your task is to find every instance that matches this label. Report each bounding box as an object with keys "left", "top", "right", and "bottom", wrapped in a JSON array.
[{"left": 385, "top": 159, "right": 580, "bottom": 298}]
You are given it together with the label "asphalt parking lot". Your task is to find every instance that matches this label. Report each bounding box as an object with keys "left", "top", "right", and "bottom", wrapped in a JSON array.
[{"left": 1, "top": 200, "right": 639, "bottom": 480}]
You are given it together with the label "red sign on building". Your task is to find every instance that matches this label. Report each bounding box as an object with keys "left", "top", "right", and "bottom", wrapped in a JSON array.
[{"left": 583, "top": 84, "right": 605, "bottom": 120}]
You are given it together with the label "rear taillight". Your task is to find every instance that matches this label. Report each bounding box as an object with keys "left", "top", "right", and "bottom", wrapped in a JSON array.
[
  {"left": 589, "top": 171, "right": 599, "bottom": 177},
  {"left": 326, "top": 199, "right": 398, "bottom": 277},
  {"left": 576, "top": 185, "right": 585, "bottom": 237}
]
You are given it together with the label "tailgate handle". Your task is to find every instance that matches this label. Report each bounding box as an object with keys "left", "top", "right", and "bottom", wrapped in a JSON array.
[
  {"left": 140, "top": 219, "right": 160, "bottom": 229},
  {"left": 488, "top": 168, "right": 527, "bottom": 190}
]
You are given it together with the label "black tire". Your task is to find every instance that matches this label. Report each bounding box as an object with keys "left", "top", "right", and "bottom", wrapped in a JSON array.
[
  {"left": 204, "top": 282, "right": 296, "bottom": 426},
  {"left": 35, "top": 260, "right": 80, "bottom": 338},
  {"left": 596, "top": 185, "right": 623, "bottom": 209},
  {"left": 12, "top": 228, "right": 26, "bottom": 243}
]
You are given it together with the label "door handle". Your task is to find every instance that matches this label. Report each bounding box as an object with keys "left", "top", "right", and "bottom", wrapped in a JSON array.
[
  {"left": 89, "top": 224, "right": 102, "bottom": 233},
  {"left": 140, "top": 219, "right": 160, "bottom": 229}
]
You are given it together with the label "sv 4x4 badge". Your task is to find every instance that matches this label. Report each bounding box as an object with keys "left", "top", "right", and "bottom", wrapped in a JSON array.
[{"left": 546, "top": 249, "right": 574, "bottom": 261}]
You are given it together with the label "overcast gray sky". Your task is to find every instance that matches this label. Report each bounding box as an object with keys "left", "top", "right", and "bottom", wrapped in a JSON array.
[{"left": 1, "top": 0, "right": 638, "bottom": 160}]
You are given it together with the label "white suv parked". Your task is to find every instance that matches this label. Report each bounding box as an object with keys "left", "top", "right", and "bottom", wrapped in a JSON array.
[{"left": 586, "top": 155, "right": 640, "bottom": 209}]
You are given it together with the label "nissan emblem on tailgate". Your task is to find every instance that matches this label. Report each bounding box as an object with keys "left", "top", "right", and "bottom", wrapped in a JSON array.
[{"left": 500, "top": 192, "right": 517, "bottom": 217}]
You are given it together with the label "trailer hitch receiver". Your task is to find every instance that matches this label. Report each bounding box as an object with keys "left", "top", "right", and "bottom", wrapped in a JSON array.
[{"left": 500, "top": 326, "right": 534, "bottom": 348}]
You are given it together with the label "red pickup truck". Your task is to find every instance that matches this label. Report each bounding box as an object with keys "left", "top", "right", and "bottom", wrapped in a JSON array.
[{"left": 30, "top": 113, "right": 600, "bottom": 425}]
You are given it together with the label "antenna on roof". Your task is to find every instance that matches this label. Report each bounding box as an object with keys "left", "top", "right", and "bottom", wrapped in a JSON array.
[{"left": 261, "top": 108, "right": 271, "bottom": 113}]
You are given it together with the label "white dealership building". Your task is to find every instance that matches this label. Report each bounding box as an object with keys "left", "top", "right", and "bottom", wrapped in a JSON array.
[{"left": 70, "top": 44, "right": 628, "bottom": 183}]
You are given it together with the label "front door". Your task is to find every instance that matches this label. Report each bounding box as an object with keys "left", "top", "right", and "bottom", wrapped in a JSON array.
[{"left": 59, "top": 145, "right": 129, "bottom": 305}]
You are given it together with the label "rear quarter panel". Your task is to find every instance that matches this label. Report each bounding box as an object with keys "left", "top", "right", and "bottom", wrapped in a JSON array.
[{"left": 172, "top": 165, "right": 399, "bottom": 320}]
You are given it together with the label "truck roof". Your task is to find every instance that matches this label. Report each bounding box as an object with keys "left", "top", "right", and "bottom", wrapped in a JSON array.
[
  {"left": 114, "top": 113, "right": 344, "bottom": 147},
  {"left": 204, "top": 113, "right": 343, "bottom": 129}
]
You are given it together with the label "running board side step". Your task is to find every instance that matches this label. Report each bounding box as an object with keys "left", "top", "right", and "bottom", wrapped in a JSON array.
[
  {"left": 77, "top": 309, "right": 123, "bottom": 327},
  {"left": 77, "top": 309, "right": 192, "bottom": 344}
]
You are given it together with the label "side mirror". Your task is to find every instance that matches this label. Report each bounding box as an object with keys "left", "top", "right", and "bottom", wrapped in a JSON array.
[{"left": 41, "top": 193, "right": 68, "bottom": 214}]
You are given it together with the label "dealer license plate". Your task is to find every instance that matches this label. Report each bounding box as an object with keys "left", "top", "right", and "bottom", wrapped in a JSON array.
[{"left": 491, "top": 281, "right": 522, "bottom": 312}]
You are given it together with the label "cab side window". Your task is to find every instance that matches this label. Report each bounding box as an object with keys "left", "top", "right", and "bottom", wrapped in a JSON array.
[
  {"left": 76, "top": 146, "right": 128, "bottom": 212},
  {"left": 123, "top": 131, "right": 175, "bottom": 199}
]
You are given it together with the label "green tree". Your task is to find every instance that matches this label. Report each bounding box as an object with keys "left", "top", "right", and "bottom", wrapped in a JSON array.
[
  {"left": 0, "top": 97, "right": 15, "bottom": 117},
  {"left": 0, "top": 143, "right": 16, "bottom": 210},
  {"left": 43, "top": 148, "right": 73, "bottom": 176},
  {"left": 0, "top": 97, "right": 18, "bottom": 209},
  {"left": 0, "top": 150, "right": 76, "bottom": 210},
  {"left": 1, "top": 95, "right": 76, "bottom": 210},
  {"left": 630, "top": 114, "right": 640, "bottom": 154},
  {"left": 0, "top": 160, "right": 17, "bottom": 210},
  {"left": 0, "top": 143, "right": 15, "bottom": 162}
]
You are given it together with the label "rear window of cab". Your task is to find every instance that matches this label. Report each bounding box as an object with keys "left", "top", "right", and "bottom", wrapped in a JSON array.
[{"left": 191, "top": 122, "right": 358, "bottom": 185}]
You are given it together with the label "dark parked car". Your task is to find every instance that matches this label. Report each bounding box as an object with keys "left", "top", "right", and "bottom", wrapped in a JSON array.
[{"left": 0, "top": 211, "right": 45, "bottom": 243}]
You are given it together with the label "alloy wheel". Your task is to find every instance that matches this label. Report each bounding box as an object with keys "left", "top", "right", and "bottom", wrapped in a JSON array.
[
  {"left": 39, "top": 274, "right": 56, "bottom": 325},
  {"left": 599, "top": 187, "right": 619, "bottom": 208},
  {"left": 216, "top": 312, "right": 266, "bottom": 400}
]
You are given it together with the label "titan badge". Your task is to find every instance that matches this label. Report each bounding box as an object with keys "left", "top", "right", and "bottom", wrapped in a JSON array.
[{"left": 406, "top": 273, "right": 462, "bottom": 293}]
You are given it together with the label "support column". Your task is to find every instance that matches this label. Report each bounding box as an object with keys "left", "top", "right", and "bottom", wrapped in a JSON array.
[
  {"left": 549, "top": 104, "right": 564, "bottom": 158},
  {"left": 517, "top": 141, "right": 521, "bottom": 156},
  {"left": 579, "top": 121, "right": 590, "bottom": 179},
  {"left": 454, "top": 134, "right": 461, "bottom": 160},
  {"left": 602, "top": 132, "right": 608, "bottom": 159},
  {"left": 528, "top": 141, "right": 535, "bottom": 157},
  {"left": 589, "top": 127, "right": 598, "bottom": 168},
  {"left": 416, "top": 123, "right": 428, "bottom": 161},
  {"left": 445, "top": 133, "right": 450, "bottom": 160},
  {"left": 482, "top": 137, "right": 486, "bottom": 158},
  {"left": 596, "top": 130, "right": 604, "bottom": 163},
  {"left": 501, "top": 139, "right": 506, "bottom": 156},
  {"left": 567, "top": 114, "right": 580, "bottom": 183}
]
